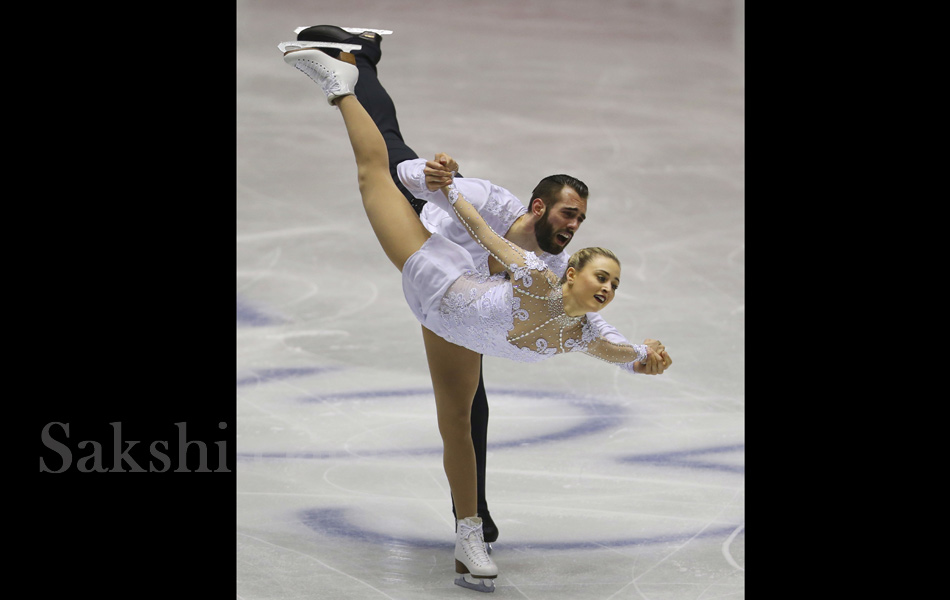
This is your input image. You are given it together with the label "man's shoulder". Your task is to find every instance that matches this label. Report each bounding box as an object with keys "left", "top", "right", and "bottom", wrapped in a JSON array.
[{"left": 540, "top": 251, "right": 569, "bottom": 277}]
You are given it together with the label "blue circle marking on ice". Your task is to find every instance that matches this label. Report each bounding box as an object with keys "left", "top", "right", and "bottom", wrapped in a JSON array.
[
  {"left": 236, "top": 387, "right": 625, "bottom": 460},
  {"left": 237, "top": 296, "right": 283, "bottom": 326},
  {"left": 237, "top": 366, "right": 344, "bottom": 387},
  {"left": 299, "top": 507, "right": 742, "bottom": 551},
  {"left": 618, "top": 444, "right": 745, "bottom": 474}
]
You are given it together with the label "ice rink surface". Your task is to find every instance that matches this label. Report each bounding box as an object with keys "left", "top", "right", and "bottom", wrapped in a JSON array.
[{"left": 237, "top": 0, "right": 744, "bottom": 598}]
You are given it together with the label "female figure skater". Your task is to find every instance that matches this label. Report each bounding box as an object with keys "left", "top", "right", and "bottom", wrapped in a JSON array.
[{"left": 280, "top": 43, "right": 671, "bottom": 592}]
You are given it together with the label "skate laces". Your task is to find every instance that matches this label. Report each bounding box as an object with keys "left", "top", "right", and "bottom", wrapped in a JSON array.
[
  {"left": 458, "top": 520, "right": 491, "bottom": 564},
  {"left": 294, "top": 60, "right": 344, "bottom": 96}
]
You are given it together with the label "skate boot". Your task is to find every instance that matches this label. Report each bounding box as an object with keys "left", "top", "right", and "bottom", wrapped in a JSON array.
[
  {"left": 279, "top": 43, "right": 359, "bottom": 106},
  {"left": 453, "top": 503, "right": 499, "bottom": 554},
  {"left": 454, "top": 516, "right": 497, "bottom": 593},
  {"left": 481, "top": 510, "right": 498, "bottom": 554},
  {"left": 294, "top": 25, "right": 388, "bottom": 65}
]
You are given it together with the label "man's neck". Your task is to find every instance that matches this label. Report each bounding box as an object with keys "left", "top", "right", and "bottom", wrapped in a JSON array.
[
  {"left": 484, "top": 213, "right": 542, "bottom": 275},
  {"left": 505, "top": 213, "right": 542, "bottom": 254}
]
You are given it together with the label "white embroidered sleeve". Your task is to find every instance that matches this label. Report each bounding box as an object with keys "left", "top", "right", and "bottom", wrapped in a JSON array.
[
  {"left": 582, "top": 337, "right": 649, "bottom": 374},
  {"left": 396, "top": 158, "right": 429, "bottom": 195}
]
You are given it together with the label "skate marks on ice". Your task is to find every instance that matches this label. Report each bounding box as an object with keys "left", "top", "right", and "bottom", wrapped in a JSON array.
[
  {"left": 237, "top": 530, "right": 404, "bottom": 600},
  {"left": 238, "top": 369, "right": 744, "bottom": 562}
]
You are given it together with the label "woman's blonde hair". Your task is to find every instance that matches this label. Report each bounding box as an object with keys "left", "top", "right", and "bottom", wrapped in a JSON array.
[{"left": 560, "top": 247, "right": 620, "bottom": 283}]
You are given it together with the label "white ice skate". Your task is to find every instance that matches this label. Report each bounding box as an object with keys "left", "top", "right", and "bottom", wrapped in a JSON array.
[
  {"left": 454, "top": 517, "right": 497, "bottom": 593},
  {"left": 294, "top": 26, "right": 393, "bottom": 36},
  {"left": 279, "top": 42, "right": 359, "bottom": 106}
]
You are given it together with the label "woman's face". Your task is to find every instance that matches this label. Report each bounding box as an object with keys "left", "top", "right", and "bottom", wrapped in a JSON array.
[{"left": 567, "top": 255, "right": 621, "bottom": 312}]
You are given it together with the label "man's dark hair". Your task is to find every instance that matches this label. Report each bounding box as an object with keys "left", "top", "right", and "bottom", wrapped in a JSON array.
[{"left": 530, "top": 174, "right": 588, "bottom": 208}]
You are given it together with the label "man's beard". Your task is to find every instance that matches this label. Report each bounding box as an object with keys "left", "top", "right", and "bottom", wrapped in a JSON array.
[{"left": 534, "top": 212, "right": 566, "bottom": 255}]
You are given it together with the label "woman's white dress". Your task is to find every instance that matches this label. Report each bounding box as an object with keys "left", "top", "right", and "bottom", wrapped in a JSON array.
[{"left": 401, "top": 185, "right": 648, "bottom": 372}]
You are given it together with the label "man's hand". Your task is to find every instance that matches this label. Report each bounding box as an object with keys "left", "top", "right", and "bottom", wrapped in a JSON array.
[
  {"left": 633, "top": 341, "right": 673, "bottom": 375},
  {"left": 424, "top": 153, "right": 459, "bottom": 191}
]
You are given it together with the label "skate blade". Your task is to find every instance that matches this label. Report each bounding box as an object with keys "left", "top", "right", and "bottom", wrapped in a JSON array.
[
  {"left": 294, "top": 26, "right": 393, "bottom": 36},
  {"left": 454, "top": 574, "right": 495, "bottom": 593},
  {"left": 277, "top": 41, "right": 362, "bottom": 54}
]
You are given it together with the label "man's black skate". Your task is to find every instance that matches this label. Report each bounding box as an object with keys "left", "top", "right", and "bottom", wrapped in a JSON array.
[
  {"left": 480, "top": 511, "right": 498, "bottom": 543},
  {"left": 296, "top": 25, "right": 383, "bottom": 65},
  {"left": 481, "top": 510, "right": 498, "bottom": 554}
]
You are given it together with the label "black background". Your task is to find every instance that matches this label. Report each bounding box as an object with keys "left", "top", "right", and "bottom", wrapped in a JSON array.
[{"left": 23, "top": 7, "right": 236, "bottom": 597}]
